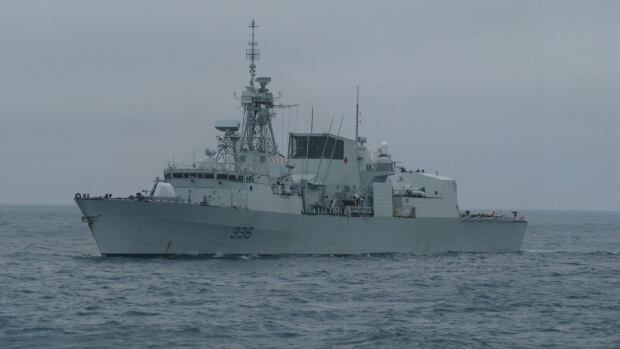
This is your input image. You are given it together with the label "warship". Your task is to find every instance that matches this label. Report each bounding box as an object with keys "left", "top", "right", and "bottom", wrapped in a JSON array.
[{"left": 75, "top": 20, "right": 527, "bottom": 256}]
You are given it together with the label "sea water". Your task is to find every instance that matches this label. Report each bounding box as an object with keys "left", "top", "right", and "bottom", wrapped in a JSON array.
[{"left": 1, "top": 206, "right": 618, "bottom": 348}]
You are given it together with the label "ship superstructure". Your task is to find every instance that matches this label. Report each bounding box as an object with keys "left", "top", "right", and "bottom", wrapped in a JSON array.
[{"left": 75, "top": 21, "right": 527, "bottom": 256}]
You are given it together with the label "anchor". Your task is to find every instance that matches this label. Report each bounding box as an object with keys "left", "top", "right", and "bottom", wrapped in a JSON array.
[{"left": 81, "top": 215, "right": 102, "bottom": 231}]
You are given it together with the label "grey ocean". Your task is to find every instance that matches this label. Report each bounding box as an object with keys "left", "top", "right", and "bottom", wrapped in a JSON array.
[{"left": 1, "top": 206, "right": 618, "bottom": 348}]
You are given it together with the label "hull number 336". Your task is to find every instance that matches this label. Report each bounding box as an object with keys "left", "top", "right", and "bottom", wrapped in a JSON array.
[{"left": 230, "top": 226, "right": 254, "bottom": 239}]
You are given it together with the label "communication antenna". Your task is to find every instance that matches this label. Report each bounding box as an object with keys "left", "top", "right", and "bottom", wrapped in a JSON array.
[
  {"left": 355, "top": 85, "right": 360, "bottom": 145},
  {"left": 314, "top": 115, "right": 335, "bottom": 178},
  {"left": 310, "top": 106, "right": 314, "bottom": 133},
  {"left": 322, "top": 114, "right": 345, "bottom": 183},
  {"left": 247, "top": 19, "right": 260, "bottom": 88}
]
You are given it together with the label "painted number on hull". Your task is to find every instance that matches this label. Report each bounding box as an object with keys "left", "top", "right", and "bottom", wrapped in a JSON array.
[{"left": 230, "top": 226, "right": 253, "bottom": 239}]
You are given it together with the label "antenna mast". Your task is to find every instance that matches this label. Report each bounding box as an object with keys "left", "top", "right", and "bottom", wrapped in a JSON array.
[
  {"left": 311, "top": 106, "right": 314, "bottom": 133},
  {"left": 355, "top": 85, "right": 360, "bottom": 145},
  {"left": 247, "top": 20, "right": 260, "bottom": 88}
]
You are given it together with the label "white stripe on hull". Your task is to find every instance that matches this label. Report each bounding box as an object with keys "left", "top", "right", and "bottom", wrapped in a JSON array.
[{"left": 76, "top": 199, "right": 527, "bottom": 255}]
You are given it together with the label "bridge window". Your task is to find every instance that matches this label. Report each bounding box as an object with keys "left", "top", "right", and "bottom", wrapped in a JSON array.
[
  {"left": 205, "top": 173, "right": 214, "bottom": 179},
  {"left": 173, "top": 173, "right": 182, "bottom": 179},
  {"left": 289, "top": 135, "right": 344, "bottom": 160}
]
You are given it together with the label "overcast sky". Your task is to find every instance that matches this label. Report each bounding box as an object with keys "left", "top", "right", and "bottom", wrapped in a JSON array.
[{"left": 1, "top": 1, "right": 618, "bottom": 210}]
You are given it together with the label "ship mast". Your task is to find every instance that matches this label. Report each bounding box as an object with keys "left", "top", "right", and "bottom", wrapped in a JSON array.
[{"left": 238, "top": 20, "right": 279, "bottom": 154}]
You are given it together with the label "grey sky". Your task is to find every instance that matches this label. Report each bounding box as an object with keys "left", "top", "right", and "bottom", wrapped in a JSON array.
[{"left": 1, "top": 1, "right": 618, "bottom": 210}]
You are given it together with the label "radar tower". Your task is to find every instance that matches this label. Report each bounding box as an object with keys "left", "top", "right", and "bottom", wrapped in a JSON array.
[{"left": 238, "top": 20, "right": 278, "bottom": 154}]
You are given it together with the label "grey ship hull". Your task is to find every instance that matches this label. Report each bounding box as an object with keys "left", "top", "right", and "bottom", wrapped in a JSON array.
[{"left": 76, "top": 199, "right": 527, "bottom": 256}]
